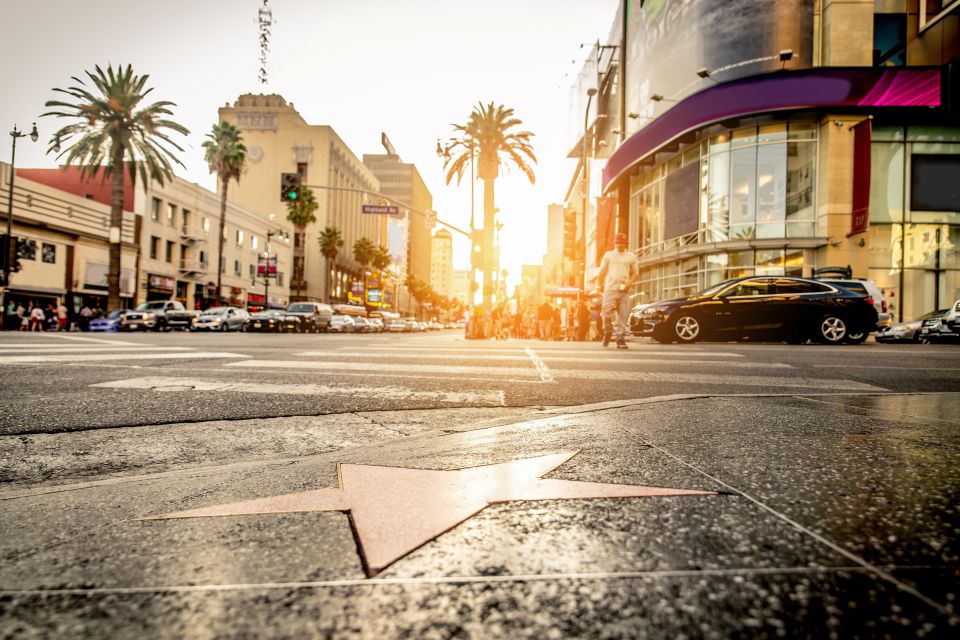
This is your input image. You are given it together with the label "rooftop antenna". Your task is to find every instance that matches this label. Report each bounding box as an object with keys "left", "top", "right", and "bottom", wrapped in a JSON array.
[{"left": 258, "top": 0, "right": 273, "bottom": 84}]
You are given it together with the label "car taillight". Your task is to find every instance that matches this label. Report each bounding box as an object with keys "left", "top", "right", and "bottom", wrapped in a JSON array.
[
  {"left": 881, "top": 299, "right": 887, "bottom": 313},
  {"left": 865, "top": 297, "right": 875, "bottom": 308}
]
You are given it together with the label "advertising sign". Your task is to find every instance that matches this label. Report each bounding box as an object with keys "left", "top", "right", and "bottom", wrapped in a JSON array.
[
  {"left": 348, "top": 281, "right": 364, "bottom": 305},
  {"left": 257, "top": 255, "right": 277, "bottom": 278},
  {"left": 366, "top": 288, "right": 382, "bottom": 306}
]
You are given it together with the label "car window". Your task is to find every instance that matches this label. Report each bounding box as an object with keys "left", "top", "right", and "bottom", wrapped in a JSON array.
[
  {"left": 723, "top": 279, "right": 774, "bottom": 297},
  {"left": 822, "top": 280, "right": 867, "bottom": 295},
  {"left": 288, "top": 304, "right": 314, "bottom": 312},
  {"left": 775, "top": 279, "right": 832, "bottom": 294}
]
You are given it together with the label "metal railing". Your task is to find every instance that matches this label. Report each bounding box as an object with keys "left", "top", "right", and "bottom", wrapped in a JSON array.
[{"left": 178, "top": 259, "right": 208, "bottom": 273}]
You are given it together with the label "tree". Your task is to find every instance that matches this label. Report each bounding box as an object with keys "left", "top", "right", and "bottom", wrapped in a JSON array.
[
  {"left": 286, "top": 186, "right": 319, "bottom": 300},
  {"left": 202, "top": 121, "right": 246, "bottom": 305},
  {"left": 371, "top": 245, "right": 391, "bottom": 273},
  {"left": 43, "top": 63, "right": 189, "bottom": 310},
  {"left": 442, "top": 102, "right": 536, "bottom": 311},
  {"left": 317, "top": 225, "right": 343, "bottom": 303},
  {"left": 353, "top": 237, "right": 375, "bottom": 269}
]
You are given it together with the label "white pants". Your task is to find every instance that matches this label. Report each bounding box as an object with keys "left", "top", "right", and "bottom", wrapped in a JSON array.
[{"left": 601, "top": 289, "right": 631, "bottom": 341}]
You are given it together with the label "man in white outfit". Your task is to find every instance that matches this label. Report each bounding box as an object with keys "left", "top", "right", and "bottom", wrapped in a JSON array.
[{"left": 597, "top": 232, "right": 639, "bottom": 349}]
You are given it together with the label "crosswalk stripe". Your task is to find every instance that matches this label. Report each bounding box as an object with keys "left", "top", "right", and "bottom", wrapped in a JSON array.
[
  {"left": 294, "top": 351, "right": 788, "bottom": 368},
  {"left": 335, "top": 346, "right": 744, "bottom": 357},
  {"left": 225, "top": 359, "right": 883, "bottom": 391},
  {"left": 0, "top": 352, "right": 251, "bottom": 364},
  {"left": 90, "top": 376, "right": 505, "bottom": 406},
  {"left": 0, "top": 346, "right": 193, "bottom": 353}
]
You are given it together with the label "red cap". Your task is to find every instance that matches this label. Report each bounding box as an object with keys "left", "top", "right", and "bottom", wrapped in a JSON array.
[{"left": 614, "top": 232, "right": 628, "bottom": 244}]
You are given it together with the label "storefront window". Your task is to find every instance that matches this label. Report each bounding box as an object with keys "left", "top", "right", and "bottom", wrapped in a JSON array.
[
  {"left": 786, "top": 142, "right": 816, "bottom": 236},
  {"left": 705, "top": 152, "right": 730, "bottom": 241},
  {"left": 730, "top": 147, "right": 756, "bottom": 239},
  {"left": 755, "top": 249, "right": 785, "bottom": 275},
  {"left": 756, "top": 144, "right": 787, "bottom": 239},
  {"left": 869, "top": 143, "right": 905, "bottom": 223}
]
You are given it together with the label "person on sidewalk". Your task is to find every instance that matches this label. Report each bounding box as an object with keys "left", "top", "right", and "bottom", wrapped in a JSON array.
[
  {"left": 29, "top": 302, "right": 45, "bottom": 332},
  {"left": 56, "top": 301, "right": 68, "bottom": 332},
  {"left": 78, "top": 304, "right": 92, "bottom": 332},
  {"left": 597, "top": 232, "right": 639, "bottom": 349}
]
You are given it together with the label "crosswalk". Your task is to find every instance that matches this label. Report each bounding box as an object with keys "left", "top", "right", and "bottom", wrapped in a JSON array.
[{"left": 0, "top": 334, "right": 887, "bottom": 406}]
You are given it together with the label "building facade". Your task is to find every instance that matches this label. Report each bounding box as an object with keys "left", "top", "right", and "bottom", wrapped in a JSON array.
[
  {"left": 430, "top": 228, "right": 453, "bottom": 298},
  {"left": 451, "top": 268, "right": 473, "bottom": 307},
  {"left": 575, "top": 0, "right": 959, "bottom": 322},
  {"left": 217, "top": 94, "right": 380, "bottom": 305},
  {"left": 16, "top": 165, "right": 293, "bottom": 312}
]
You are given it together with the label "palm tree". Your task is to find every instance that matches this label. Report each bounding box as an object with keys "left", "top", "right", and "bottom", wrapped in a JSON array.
[
  {"left": 202, "top": 121, "right": 246, "bottom": 305},
  {"left": 442, "top": 102, "right": 536, "bottom": 310},
  {"left": 371, "top": 245, "right": 391, "bottom": 273},
  {"left": 317, "top": 225, "right": 343, "bottom": 303},
  {"left": 43, "top": 63, "right": 188, "bottom": 310},
  {"left": 286, "top": 186, "right": 319, "bottom": 300},
  {"left": 353, "top": 237, "right": 375, "bottom": 269}
]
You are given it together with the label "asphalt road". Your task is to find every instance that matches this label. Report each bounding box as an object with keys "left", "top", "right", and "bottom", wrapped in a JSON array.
[
  {"left": 1, "top": 329, "right": 958, "bottom": 435},
  {"left": 2, "top": 330, "right": 959, "bottom": 637}
]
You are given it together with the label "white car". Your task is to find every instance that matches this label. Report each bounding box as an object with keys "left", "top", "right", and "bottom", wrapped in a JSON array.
[
  {"left": 328, "top": 314, "right": 355, "bottom": 333},
  {"left": 387, "top": 320, "right": 406, "bottom": 333}
]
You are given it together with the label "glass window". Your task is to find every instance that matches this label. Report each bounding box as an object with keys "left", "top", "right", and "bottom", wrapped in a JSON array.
[
  {"left": 869, "top": 143, "right": 905, "bottom": 223},
  {"left": 756, "top": 144, "right": 786, "bottom": 239},
  {"left": 151, "top": 198, "right": 161, "bottom": 221},
  {"left": 730, "top": 147, "right": 756, "bottom": 239},
  {"left": 149, "top": 236, "right": 159, "bottom": 260},
  {"left": 775, "top": 279, "right": 831, "bottom": 294},
  {"left": 788, "top": 122, "right": 818, "bottom": 140},
  {"left": 202, "top": 217, "right": 210, "bottom": 232},
  {"left": 873, "top": 13, "right": 906, "bottom": 67},
  {"left": 732, "top": 127, "right": 757, "bottom": 148},
  {"left": 41, "top": 243, "right": 56, "bottom": 264},
  {"left": 234, "top": 260, "right": 241, "bottom": 276},
  {"left": 724, "top": 278, "right": 775, "bottom": 296},
  {"left": 167, "top": 203, "right": 177, "bottom": 227},
  {"left": 755, "top": 249, "right": 785, "bottom": 275},
  {"left": 704, "top": 152, "right": 730, "bottom": 241},
  {"left": 236, "top": 230, "right": 244, "bottom": 245},
  {"left": 252, "top": 236, "right": 259, "bottom": 250},
  {"left": 786, "top": 142, "right": 816, "bottom": 236},
  {"left": 757, "top": 124, "right": 787, "bottom": 144},
  {"left": 709, "top": 133, "right": 730, "bottom": 154},
  {"left": 165, "top": 241, "right": 174, "bottom": 263}
]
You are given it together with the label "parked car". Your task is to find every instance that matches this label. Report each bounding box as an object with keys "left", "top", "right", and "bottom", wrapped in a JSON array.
[
  {"left": 352, "top": 317, "right": 374, "bottom": 333},
  {"left": 403, "top": 318, "right": 418, "bottom": 332},
  {"left": 89, "top": 309, "right": 131, "bottom": 333},
  {"left": 387, "top": 319, "right": 406, "bottom": 332},
  {"left": 876, "top": 309, "right": 949, "bottom": 343},
  {"left": 191, "top": 306, "right": 248, "bottom": 332},
  {"left": 285, "top": 302, "right": 333, "bottom": 333},
  {"left": 121, "top": 300, "right": 197, "bottom": 332},
  {"left": 634, "top": 276, "right": 878, "bottom": 344},
  {"left": 918, "top": 301, "right": 960, "bottom": 343},
  {"left": 328, "top": 314, "right": 356, "bottom": 333},
  {"left": 367, "top": 317, "right": 385, "bottom": 333},
  {"left": 812, "top": 267, "right": 891, "bottom": 337},
  {"left": 245, "top": 309, "right": 300, "bottom": 333}
]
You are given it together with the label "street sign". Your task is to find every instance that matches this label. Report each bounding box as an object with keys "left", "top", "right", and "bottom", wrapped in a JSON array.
[
  {"left": 362, "top": 204, "right": 399, "bottom": 215},
  {"left": 257, "top": 255, "right": 278, "bottom": 278}
]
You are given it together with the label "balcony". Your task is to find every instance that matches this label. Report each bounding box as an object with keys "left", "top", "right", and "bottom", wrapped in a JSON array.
[
  {"left": 180, "top": 224, "right": 206, "bottom": 242},
  {"left": 290, "top": 278, "right": 308, "bottom": 291},
  {"left": 179, "top": 259, "right": 208, "bottom": 274}
]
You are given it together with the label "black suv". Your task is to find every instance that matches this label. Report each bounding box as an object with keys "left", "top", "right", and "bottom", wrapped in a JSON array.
[{"left": 285, "top": 302, "right": 333, "bottom": 333}]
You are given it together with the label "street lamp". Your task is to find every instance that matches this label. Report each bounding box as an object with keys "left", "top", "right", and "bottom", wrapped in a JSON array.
[
  {"left": 3, "top": 123, "right": 39, "bottom": 318},
  {"left": 437, "top": 135, "right": 477, "bottom": 305},
  {"left": 253, "top": 228, "right": 288, "bottom": 311}
]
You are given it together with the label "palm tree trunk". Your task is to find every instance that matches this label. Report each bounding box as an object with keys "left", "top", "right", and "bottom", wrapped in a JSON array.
[
  {"left": 216, "top": 177, "right": 228, "bottom": 306},
  {"left": 296, "top": 224, "right": 305, "bottom": 300},
  {"left": 325, "top": 255, "right": 331, "bottom": 303},
  {"left": 107, "top": 145, "right": 125, "bottom": 311},
  {"left": 482, "top": 177, "right": 495, "bottom": 313}
]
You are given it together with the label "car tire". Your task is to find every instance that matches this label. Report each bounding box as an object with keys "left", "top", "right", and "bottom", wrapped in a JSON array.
[
  {"left": 843, "top": 331, "right": 868, "bottom": 345},
  {"left": 220, "top": 323, "right": 228, "bottom": 332},
  {"left": 816, "top": 314, "right": 847, "bottom": 344},
  {"left": 672, "top": 314, "right": 701, "bottom": 343}
]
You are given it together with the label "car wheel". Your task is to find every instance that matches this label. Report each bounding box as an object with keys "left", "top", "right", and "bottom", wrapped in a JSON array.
[
  {"left": 816, "top": 314, "right": 847, "bottom": 344},
  {"left": 672, "top": 314, "right": 701, "bottom": 343},
  {"left": 220, "top": 323, "right": 228, "bottom": 332},
  {"left": 843, "top": 331, "right": 868, "bottom": 345}
]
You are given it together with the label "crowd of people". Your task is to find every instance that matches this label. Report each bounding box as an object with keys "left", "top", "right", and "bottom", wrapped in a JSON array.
[
  {"left": 3, "top": 300, "right": 104, "bottom": 332},
  {"left": 465, "top": 299, "right": 605, "bottom": 342}
]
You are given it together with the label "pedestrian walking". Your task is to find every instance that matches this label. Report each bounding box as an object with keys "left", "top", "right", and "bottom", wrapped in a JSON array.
[
  {"left": 29, "top": 303, "right": 45, "bottom": 332},
  {"left": 56, "top": 301, "right": 68, "bottom": 332},
  {"left": 4, "top": 301, "right": 17, "bottom": 331},
  {"left": 18, "top": 303, "right": 28, "bottom": 331},
  {"left": 537, "top": 301, "right": 552, "bottom": 340},
  {"left": 597, "top": 232, "right": 640, "bottom": 349},
  {"left": 79, "top": 304, "right": 92, "bottom": 332}
]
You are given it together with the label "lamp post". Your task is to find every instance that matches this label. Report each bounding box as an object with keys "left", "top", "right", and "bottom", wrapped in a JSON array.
[
  {"left": 437, "top": 135, "right": 480, "bottom": 332},
  {"left": 253, "top": 228, "right": 288, "bottom": 311},
  {"left": 2, "top": 123, "right": 39, "bottom": 324}
]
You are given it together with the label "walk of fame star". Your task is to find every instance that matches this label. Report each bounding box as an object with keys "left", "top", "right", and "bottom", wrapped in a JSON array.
[{"left": 145, "top": 451, "right": 717, "bottom": 576}]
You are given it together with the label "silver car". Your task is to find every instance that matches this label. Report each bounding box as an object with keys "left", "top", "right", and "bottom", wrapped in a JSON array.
[
  {"left": 191, "top": 307, "right": 248, "bottom": 332},
  {"left": 876, "top": 309, "right": 948, "bottom": 343}
]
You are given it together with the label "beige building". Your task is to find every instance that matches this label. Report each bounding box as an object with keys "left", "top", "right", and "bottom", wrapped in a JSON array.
[
  {"left": 217, "top": 94, "right": 380, "bottom": 304},
  {"left": 15, "top": 165, "right": 293, "bottom": 312},
  {"left": 3, "top": 162, "right": 137, "bottom": 317},
  {"left": 451, "top": 268, "right": 473, "bottom": 307},
  {"left": 430, "top": 228, "right": 453, "bottom": 298}
]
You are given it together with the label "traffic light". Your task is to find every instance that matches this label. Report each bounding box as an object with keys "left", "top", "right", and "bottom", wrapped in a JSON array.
[
  {"left": 11, "top": 237, "right": 22, "bottom": 272},
  {"left": 280, "top": 172, "right": 301, "bottom": 202},
  {"left": 1, "top": 236, "right": 21, "bottom": 273},
  {"left": 0, "top": 235, "right": 9, "bottom": 273},
  {"left": 563, "top": 210, "right": 578, "bottom": 260}
]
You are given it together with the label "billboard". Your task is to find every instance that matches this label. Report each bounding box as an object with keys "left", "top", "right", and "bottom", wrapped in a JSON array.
[{"left": 624, "top": 0, "right": 814, "bottom": 126}]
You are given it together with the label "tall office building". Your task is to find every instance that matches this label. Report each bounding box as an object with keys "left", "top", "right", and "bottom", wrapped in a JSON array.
[{"left": 430, "top": 228, "right": 453, "bottom": 298}]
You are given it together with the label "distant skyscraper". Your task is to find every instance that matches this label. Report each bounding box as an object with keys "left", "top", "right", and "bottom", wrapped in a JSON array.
[{"left": 430, "top": 229, "right": 453, "bottom": 298}]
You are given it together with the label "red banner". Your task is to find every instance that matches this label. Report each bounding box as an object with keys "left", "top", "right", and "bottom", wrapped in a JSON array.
[{"left": 850, "top": 119, "right": 871, "bottom": 236}]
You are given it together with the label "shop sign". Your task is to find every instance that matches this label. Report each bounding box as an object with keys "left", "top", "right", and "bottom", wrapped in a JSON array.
[
  {"left": 348, "top": 281, "right": 364, "bottom": 305},
  {"left": 148, "top": 274, "right": 175, "bottom": 291},
  {"left": 366, "top": 288, "right": 382, "bottom": 306}
]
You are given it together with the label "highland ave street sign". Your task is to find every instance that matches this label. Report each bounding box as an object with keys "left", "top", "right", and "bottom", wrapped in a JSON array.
[{"left": 362, "top": 204, "right": 400, "bottom": 215}]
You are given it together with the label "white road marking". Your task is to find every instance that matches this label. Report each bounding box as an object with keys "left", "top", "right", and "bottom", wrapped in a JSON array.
[
  {"left": 0, "top": 352, "right": 250, "bottom": 364},
  {"left": 21, "top": 334, "right": 140, "bottom": 346},
  {"left": 295, "top": 351, "right": 787, "bottom": 368},
  {"left": 227, "top": 360, "right": 884, "bottom": 391},
  {"left": 524, "top": 347, "right": 555, "bottom": 383},
  {"left": 90, "top": 376, "right": 505, "bottom": 405},
  {"left": 0, "top": 346, "right": 192, "bottom": 353},
  {"left": 347, "top": 345, "right": 743, "bottom": 357}
]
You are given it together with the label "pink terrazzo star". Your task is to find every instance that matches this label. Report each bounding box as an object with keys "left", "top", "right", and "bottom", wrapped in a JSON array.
[{"left": 146, "top": 451, "right": 716, "bottom": 576}]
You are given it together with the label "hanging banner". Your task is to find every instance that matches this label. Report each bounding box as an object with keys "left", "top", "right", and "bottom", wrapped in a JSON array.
[
  {"left": 257, "top": 255, "right": 277, "bottom": 278},
  {"left": 850, "top": 119, "right": 872, "bottom": 236}
]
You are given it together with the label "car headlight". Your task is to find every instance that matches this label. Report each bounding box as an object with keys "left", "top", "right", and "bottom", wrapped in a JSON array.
[
  {"left": 641, "top": 306, "right": 669, "bottom": 316},
  {"left": 143, "top": 312, "right": 156, "bottom": 321}
]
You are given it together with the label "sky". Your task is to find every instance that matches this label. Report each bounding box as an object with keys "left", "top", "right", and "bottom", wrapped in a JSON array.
[{"left": 0, "top": 0, "right": 620, "bottom": 287}]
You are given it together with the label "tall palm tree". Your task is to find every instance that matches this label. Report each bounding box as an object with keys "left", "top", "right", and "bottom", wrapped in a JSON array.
[
  {"left": 371, "top": 245, "right": 391, "bottom": 273},
  {"left": 442, "top": 102, "right": 536, "bottom": 310},
  {"left": 317, "top": 225, "right": 343, "bottom": 303},
  {"left": 286, "top": 186, "right": 318, "bottom": 300},
  {"left": 202, "top": 121, "right": 246, "bottom": 305},
  {"left": 352, "top": 237, "right": 375, "bottom": 269},
  {"left": 43, "top": 63, "right": 188, "bottom": 310}
]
